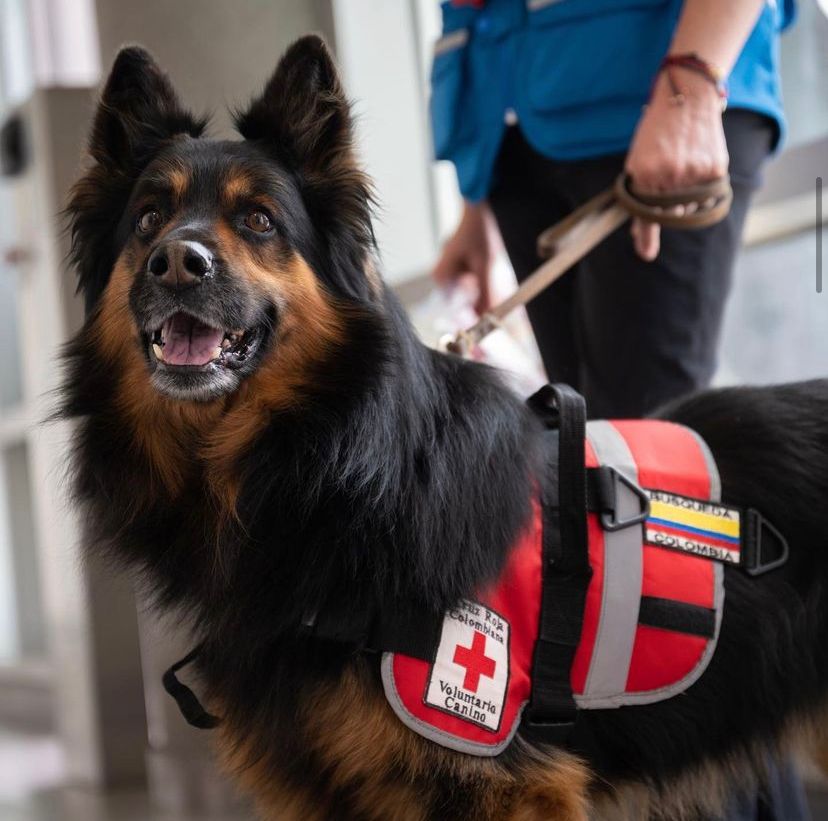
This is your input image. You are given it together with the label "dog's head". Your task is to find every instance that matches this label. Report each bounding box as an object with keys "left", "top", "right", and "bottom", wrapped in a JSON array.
[{"left": 68, "top": 37, "right": 377, "bottom": 403}]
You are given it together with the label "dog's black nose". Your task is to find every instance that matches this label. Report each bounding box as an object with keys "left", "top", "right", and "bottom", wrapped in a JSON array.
[{"left": 148, "top": 240, "right": 213, "bottom": 288}]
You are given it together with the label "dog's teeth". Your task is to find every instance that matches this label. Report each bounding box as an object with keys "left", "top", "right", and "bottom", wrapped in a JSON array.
[
  {"left": 221, "top": 338, "right": 232, "bottom": 349},
  {"left": 152, "top": 343, "right": 165, "bottom": 361},
  {"left": 213, "top": 346, "right": 223, "bottom": 359}
]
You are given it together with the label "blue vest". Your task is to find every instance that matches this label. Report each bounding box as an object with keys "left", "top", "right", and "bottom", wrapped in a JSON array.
[{"left": 431, "top": 0, "right": 795, "bottom": 201}]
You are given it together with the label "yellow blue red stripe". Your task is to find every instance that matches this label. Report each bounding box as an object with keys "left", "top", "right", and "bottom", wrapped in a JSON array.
[{"left": 648, "top": 499, "right": 740, "bottom": 538}]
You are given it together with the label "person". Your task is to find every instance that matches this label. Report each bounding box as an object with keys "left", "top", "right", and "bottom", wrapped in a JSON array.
[
  {"left": 430, "top": 0, "right": 794, "bottom": 418},
  {"left": 429, "top": 1, "right": 810, "bottom": 819}
]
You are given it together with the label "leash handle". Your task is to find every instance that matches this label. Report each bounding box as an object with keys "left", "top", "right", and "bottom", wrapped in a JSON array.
[
  {"left": 613, "top": 173, "right": 733, "bottom": 229},
  {"left": 441, "top": 173, "right": 733, "bottom": 358},
  {"left": 443, "top": 199, "right": 628, "bottom": 357}
]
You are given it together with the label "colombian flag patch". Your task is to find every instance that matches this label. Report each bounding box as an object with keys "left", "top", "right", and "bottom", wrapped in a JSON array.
[{"left": 644, "top": 489, "right": 741, "bottom": 565}]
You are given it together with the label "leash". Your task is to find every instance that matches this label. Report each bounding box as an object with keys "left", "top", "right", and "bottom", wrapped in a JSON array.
[{"left": 441, "top": 173, "right": 733, "bottom": 357}]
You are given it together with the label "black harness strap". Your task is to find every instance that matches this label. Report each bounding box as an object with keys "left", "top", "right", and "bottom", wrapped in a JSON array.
[
  {"left": 521, "top": 384, "right": 592, "bottom": 744},
  {"left": 162, "top": 645, "right": 221, "bottom": 730},
  {"left": 164, "top": 606, "right": 444, "bottom": 732},
  {"left": 303, "top": 604, "right": 443, "bottom": 662},
  {"left": 638, "top": 596, "right": 716, "bottom": 639},
  {"left": 367, "top": 610, "right": 444, "bottom": 661}
]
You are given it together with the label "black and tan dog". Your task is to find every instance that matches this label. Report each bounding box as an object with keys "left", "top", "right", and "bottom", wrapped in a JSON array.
[{"left": 60, "top": 37, "right": 828, "bottom": 820}]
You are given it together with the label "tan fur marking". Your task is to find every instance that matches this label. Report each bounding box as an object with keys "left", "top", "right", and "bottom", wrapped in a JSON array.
[
  {"left": 807, "top": 709, "right": 828, "bottom": 777},
  {"left": 167, "top": 165, "right": 189, "bottom": 202},
  {"left": 94, "top": 255, "right": 224, "bottom": 498},
  {"left": 507, "top": 749, "right": 591, "bottom": 821},
  {"left": 222, "top": 171, "right": 255, "bottom": 205},
  {"left": 215, "top": 665, "right": 591, "bottom": 821},
  {"left": 201, "top": 241, "right": 345, "bottom": 513}
]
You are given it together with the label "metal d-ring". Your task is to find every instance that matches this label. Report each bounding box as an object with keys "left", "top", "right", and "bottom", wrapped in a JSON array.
[{"left": 600, "top": 469, "right": 651, "bottom": 533}]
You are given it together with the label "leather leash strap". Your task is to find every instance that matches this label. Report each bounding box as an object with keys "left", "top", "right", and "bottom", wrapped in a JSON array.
[{"left": 443, "top": 173, "right": 732, "bottom": 357}]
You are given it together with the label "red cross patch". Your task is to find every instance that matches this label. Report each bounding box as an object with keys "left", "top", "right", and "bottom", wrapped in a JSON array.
[
  {"left": 453, "top": 631, "right": 496, "bottom": 692},
  {"left": 424, "top": 600, "right": 510, "bottom": 732}
]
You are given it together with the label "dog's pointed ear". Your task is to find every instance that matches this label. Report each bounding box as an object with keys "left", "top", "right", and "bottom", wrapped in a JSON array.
[
  {"left": 67, "top": 47, "right": 206, "bottom": 310},
  {"left": 235, "top": 36, "right": 376, "bottom": 300},
  {"left": 235, "top": 35, "right": 354, "bottom": 175},
  {"left": 89, "top": 46, "right": 206, "bottom": 171}
]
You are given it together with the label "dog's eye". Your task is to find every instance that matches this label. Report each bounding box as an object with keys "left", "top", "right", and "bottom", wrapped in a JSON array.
[
  {"left": 136, "top": 209, "right": 163, "bottom": 235},
  {"left": 244, "top": 211, "right": 273, "bottom": 233}
]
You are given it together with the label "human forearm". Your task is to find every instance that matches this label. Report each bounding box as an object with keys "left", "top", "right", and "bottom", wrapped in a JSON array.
[
  {"left": 669, "top": 0, "right": 766, "bottom": 75},
  {"left": 624, "top": 0, "right": 766, "bottom": 260}
]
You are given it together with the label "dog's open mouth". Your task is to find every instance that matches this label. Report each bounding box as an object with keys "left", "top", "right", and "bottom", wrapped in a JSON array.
[{"left": 149, "top": 312, "right": 263, "bottom": 369}]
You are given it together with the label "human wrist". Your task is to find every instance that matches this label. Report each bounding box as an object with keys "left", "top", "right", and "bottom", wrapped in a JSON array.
[
  {"left": 653, "top": 53, "right": 727, "bottom": 112},
  {"left": 461, "top": 200, "right": 495, "bottom": 232},
  {"left": 463, "top": 199, "right": 490, "bottom": 219},
  {"left": 650, "top": 68, "right": 725, "bottom": 115},
  {"left": 459, "top": 200, "right": 499, "bottom": 254}
]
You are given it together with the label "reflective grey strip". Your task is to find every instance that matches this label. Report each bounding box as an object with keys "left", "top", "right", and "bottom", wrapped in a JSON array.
[
  {"left": 577, "top": 422, "right": 726, "bottom": 709},
  {"left": 577, "top": 421, "right": 644, "bottom": 706},
  {"left": 433, "top": 28, "right": 469, "bottom": 57},
  {"left": 527, "top": 0, "right": 567, "bottom": 11},
  {"left": 380, "top": 654, "right": 524, "bottom": 756},
  {"left": 582, "top": 562, "right": 724, "bottom": 708}
]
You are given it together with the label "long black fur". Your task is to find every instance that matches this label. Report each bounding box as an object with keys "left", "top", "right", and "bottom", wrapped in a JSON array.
[{"left": 60, "top": 36, "right": 828, "bottom": 821}]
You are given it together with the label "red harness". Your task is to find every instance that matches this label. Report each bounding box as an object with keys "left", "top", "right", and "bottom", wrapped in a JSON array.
[
  {"left": 383, "top": 419, "right": 726, "bottom": 755},
  {"left": 162, "top": 388, "right": 788, "bottom": 748}
]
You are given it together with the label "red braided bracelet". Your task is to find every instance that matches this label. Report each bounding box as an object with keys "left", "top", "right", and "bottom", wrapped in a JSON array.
[{"left": 659, "top": 53, "right": 728, "bottom": 109}]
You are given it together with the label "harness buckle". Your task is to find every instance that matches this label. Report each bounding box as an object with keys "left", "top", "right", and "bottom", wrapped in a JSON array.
[
  {"left": 596, "top": 466, "right": 651, "bottom": 532},
  {"left": 743, "top": 509, "right": 790, "bottom": 576}
]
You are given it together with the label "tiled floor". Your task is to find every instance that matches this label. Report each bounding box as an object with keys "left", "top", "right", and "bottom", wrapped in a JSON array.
[
  {"left": 1, "top": 786, "right": 244, "bottom": 821},
  {"left": 0, "top": 732, "right": 63, "bottom": 805},
  {"left": 0, "top": 731, "right": 246, "bottom": 821}
]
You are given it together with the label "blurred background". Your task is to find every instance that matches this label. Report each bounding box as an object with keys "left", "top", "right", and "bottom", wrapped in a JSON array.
[{"left": 0, "top": 0, "right": 825, "bottom": 818}]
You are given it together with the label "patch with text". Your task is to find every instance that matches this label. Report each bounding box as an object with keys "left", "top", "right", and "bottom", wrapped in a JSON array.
[
  {"left": 424, "top": 599, "right": 510, "bottom": 732},
  {"left": 645, "top": 489, "right": 741, "bottom": 565}
]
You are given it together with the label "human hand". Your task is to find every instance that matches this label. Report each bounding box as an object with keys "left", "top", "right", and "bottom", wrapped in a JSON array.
[
  {"left": 625, "top": 68, "right": 729, "bottom": 261},
  {"left": 431, "top": 201, "right": 501, "bottom": 315}
]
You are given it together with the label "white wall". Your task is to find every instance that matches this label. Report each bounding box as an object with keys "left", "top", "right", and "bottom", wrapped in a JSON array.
[
  {"left": 414, "top": 0, "right": 462, "bottom": 243},
  {"left": 332, "top": 0, "right": 440, "bottom": 282},
  {"left": 0, "top": 456, "right": 19, "bottom": 661},
  {"left": 94, "top": 0, "right": 335, "bottom": 138}
]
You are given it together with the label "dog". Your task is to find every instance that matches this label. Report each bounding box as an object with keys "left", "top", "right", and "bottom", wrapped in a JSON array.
[{"left": 59, "top": 36, "right": 828, "bottom": 820}]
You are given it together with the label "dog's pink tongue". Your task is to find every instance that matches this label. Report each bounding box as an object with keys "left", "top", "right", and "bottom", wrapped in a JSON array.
[{"left": 162, "top": 314, "right": 224, "bottom": 366}]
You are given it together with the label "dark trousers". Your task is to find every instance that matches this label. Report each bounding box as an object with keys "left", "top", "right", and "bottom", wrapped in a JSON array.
[
  {"left": 488, "top": 111, "right": 775, "bottom": 418},
  {"left": 490, "top": 114, "right": 810, "bottom": 821}
]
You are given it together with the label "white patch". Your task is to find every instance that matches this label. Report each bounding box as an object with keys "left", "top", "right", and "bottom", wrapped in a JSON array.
[
  {"left": 424, "top": 599, "right": 509, "bottom": 732},
  {"left": 645, "top": 529, "right": 741, "bottom": 565}
]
